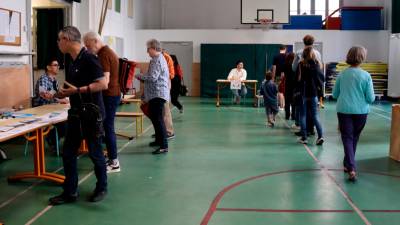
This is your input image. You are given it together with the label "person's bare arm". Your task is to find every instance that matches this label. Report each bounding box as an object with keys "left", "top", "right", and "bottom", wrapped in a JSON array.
[
  {"left": 58, "top": 78, "right": 107, "bottom": 97},
  {"left": 103, "top": 72, "right": 110, "bottom": 86}
]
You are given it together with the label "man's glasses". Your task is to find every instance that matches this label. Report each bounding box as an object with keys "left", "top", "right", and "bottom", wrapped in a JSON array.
[
  {"left": 57, "top": 36, "right": 67, "bottom": 42},
  {"left": 50, "top": 64, "right": 59, "bottom": 67}
]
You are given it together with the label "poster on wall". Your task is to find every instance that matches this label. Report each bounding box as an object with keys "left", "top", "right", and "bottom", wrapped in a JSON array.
[{"left": 0, "top": 8, "right": 21, "bottom": 46}]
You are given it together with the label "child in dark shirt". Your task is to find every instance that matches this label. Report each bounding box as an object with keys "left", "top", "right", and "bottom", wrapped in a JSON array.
[{"left": 260, "top": 71, "right": 278, "bottom": 127}]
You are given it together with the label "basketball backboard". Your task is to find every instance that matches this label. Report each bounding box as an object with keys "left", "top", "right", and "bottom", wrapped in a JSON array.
[{"left": 241, "top": 0, "right": 290, "bottom": 24}]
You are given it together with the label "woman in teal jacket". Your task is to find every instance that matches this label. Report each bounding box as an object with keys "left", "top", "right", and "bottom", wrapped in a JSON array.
[{"left": 333, "top": 46, "right": 375, "bottom": 182}]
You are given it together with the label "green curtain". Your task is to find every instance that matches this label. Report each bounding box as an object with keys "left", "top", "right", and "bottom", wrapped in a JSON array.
[
  {"left": 200, "top": 44, "right": 282, "bottom": 97},
  {"left": 393, "top": 0, "right": 400, "bottom": 33},
  {"left": 36, "top": 9, "right": 64, "bottom": 69},
  {"left": 254, "top": 44, "right": 282, "bottom": 83}
]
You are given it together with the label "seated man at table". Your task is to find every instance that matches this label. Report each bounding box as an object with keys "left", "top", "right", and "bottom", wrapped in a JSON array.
[
  {"left": 33, "top": 58, "right": 68, "bottom": 153},
  {"left": 227, "top": 60, "right": 247, "bottom": 104}
]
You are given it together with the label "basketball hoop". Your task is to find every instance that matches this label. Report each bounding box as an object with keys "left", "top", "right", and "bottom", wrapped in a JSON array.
[{"left": 259, "top": 18, "right": 273, "bottom": 31}]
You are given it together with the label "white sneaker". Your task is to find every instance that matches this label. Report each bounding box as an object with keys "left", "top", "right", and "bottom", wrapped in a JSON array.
[
  {"left": 106, "top": 159, "right": 121, "bottom": 173},
  {"left": 316, "top": 138, "right": 324, "bottom": 145},
  {"left": 291, "top": 124, "right": 300, "bottom": 130}
]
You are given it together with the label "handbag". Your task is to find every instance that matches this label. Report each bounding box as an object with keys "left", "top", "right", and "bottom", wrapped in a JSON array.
[
  {"left": 179, "top": 77, "right": 188, "bottom": 96},
  {"left": 77, "top": 87, "right": 104, "bottom": 138},
  {"left": 140, "top": 102, "right": 150, "bottom": 118}
]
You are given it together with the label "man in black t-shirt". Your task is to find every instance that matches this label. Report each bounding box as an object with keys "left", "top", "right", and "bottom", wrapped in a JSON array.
[
  {"left": 272, "top": 45, "right": 287, "bottom": 82},
  {"left": 49, "top": 26, "right": 108, "bottom": 205}
]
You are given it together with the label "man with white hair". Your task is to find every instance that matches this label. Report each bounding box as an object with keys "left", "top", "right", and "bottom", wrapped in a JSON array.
[{"left": 84, "top": 31, "right": 121, "bottom": 173}]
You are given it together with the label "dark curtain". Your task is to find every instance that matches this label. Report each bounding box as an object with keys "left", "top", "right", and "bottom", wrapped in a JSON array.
[
  {"left": 36, "top": 9, "right": 64, "bottom": 69},
  {"left": 254, "top": 44, "right": 282, "bottom": 83},
  {"left": 200, "top": 44, "right": 284, "bottom": 97},
  {"left": 393, "top": 0, "right": 400, "bottom": 33}
]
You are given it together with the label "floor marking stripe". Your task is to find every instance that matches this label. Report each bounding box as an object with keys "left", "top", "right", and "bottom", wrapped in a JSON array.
[
  {"left": 199, "top": 169, "right": 320, "bottom": 225},
  {"left": 370, "top": 110, "right": 391, "bottom": 120},
  {"left": 217, "top": 208, "right": 353, "bottom": 213},
  {"left": 371, "top": 105, "right": 391, "bottom": 114},
  {"left": 0, "top": 151, "right": 89, "bottom": 209},
  {"left": 24, "top": 124, "right": 153, "bottom": 225},
  {"left": 24, "top": 206, "right": 52, "bottom": 225},
  {"left": 278, "top": 115, "right": 372, "bottom": 225},
  {"left": 217, "top": 208, "right": 400, "bottom": 213}
]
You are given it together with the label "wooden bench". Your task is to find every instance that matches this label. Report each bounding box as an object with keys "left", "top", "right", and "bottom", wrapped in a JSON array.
[{"left": 115, "top": 112, "right": 144, "bottom": 140}]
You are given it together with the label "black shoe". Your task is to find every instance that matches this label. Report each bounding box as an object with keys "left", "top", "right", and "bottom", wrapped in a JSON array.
[
  {"left": 49, "top": 193, "right": 78, "bottom": 205},
  {"left": 294, "top": 131, "right": 302, "bottom": 137},
  {"left": 348, "top": 171, "right": 357, "bottom": 182},
  {"left": 89, "top": 190, "right": 107, "bottom": 202},
  {"left": 308, "top": 131, "right": 316, "bottom": 136},
  {"left": 149, "top": 141, "right": 160, "bottom": 147},
  {"left": 152, "top": 148, "right": 168, "bottom": 154}
]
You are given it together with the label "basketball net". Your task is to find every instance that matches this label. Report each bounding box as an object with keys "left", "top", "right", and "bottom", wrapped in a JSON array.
[{"left": 259, "top": 18, "right": 273, "bottom": 31}]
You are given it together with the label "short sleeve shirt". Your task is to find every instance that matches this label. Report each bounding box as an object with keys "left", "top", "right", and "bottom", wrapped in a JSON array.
[
  {"left": 66, "top": 48, "right": 105, "bottom": 116},
  {"left": 273, "top": 53, "right": 286, "bottom": 78},
  {"left": 33, "top": 74, "right": 59, "bottom": 106},
  {"left": 98, "top": 45, "right": 120, "bottom": 97}
]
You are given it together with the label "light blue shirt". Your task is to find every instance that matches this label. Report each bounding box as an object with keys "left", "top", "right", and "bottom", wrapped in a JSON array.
[
  {"left": 292, "top": 48, "right": 322, "bottom": 72},
  {"left": 332, "top": 67, "right": 375, "bottom": 114},
  {"left": 136, "top": 53, "right": 170, "bottom": 102}
]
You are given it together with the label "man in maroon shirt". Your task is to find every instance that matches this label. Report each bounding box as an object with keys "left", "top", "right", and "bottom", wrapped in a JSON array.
[{"left": 84, "top": 31, "right": 121, "bottom": 173}]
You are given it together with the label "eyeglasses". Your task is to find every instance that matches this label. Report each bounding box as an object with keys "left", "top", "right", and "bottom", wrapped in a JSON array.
[
  {"left": 57, "top": 36, "right": 67, "bottom": 42},
  {"left": 50, "top": 64, "right": 59, "bottom": 67}
]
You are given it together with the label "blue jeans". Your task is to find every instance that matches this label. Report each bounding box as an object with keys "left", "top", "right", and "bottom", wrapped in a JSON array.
[
  {"left": 232, "top": 85, "right": 247, "bottom": 98},
  {"left": 299, "top": 97, "right": 323, "bottom": 139},
  {"left": 62, "top": 114, "right": 107, "bottom": 195},
  {"left": 103, "top": 95, "right": 121, "bottom": 160},
  {"left": 338, "top": 113, "right": 367, "bottom": 171}
]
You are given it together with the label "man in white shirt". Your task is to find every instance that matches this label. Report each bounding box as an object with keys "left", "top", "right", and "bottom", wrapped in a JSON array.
[{"left": 227, "top": 60, "right": 247, "bottom": 104}]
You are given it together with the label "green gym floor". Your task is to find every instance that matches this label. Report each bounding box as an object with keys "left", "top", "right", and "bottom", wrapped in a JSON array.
[{"left": 0, "top": 97, "right": 398, "bottom": 225}]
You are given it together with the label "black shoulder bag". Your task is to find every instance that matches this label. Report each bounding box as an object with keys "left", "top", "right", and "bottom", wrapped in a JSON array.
[{"left": 77, "top": 86, "right": 104, "bottom": 139}]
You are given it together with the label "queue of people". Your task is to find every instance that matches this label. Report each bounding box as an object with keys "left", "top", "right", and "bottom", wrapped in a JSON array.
[
  {"left": 32, "top": 26, "right": 374, "bottom": 207},
  {"left": 31, "top": 25, "right": 186, "bottom": 206},
  {"left": 260, "top": 34, "right": 374, "bottom": 182}
]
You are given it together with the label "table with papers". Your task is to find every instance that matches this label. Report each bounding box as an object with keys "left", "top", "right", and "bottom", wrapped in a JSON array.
[
  {"left": 0, "top": 104, "right": 69, "bottom": 184},
  {"left": 216, "top": 79, "right": 258, "bottom": 107}
]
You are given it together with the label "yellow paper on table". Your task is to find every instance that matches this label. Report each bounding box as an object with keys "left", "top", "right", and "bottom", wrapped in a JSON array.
[{"left": 389, "top": 104, "right": 400, "bottom": 161}]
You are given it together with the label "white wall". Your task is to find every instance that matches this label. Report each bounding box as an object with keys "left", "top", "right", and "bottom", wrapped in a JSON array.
[
  {"left": 133, "top": 29, "right": 390, "bottom": 63},
  {"left": 161, "top": 0, "right": 245, "bottom": 29},
  {"left": 71, "top": 0, "right": 135, "bottom": 59},
  {"left": 343, "top": 0, "right": 384, "bottom": 7},
  {"left": 136, "top": 0, "right": 392, "bottom": 29},
  {"left": 134, "top": 0, "right": 162, "bottom": 29},
  {"left": 0, "top": 0, "right": 30, "bottom": 62}
]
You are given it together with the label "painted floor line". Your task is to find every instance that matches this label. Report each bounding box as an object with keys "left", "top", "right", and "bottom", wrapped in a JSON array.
[
  {"left": 217, "top": 208, "right": 400, "bottom": 213},
  {"left": 278, "top": 115, "right": 372, "bottom": 225},
  {"left": 0, "top": 152, "right": 88, "bottom": 210},
  {"left": 217, "top": 208, "right": 354, "bottom": 213},
  {"left": 199, "top": 169, "right": 320, "bottom": 225},
  {"left": 23, "top": 123, "right": 153, "bottom": 225},
  {"left": 370, "top": 110, "right": 391, "bottom": 120},
  {"left": 371, "top": 105, "right": 391, "bottom": 114},
  {"left": 0, "top": 169, "right": 62, "bottom": 210}
]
